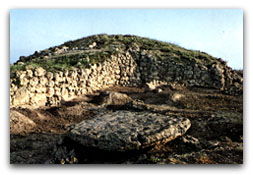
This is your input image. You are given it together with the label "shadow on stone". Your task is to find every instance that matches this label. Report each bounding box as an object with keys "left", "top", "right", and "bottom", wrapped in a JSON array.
[{"left": 54, "top": 136, "right": 151, "bottom": 164}]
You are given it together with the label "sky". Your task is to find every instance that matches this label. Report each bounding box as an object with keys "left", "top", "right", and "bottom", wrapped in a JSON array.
[{"left": 10, "top": 9, "right": 243, "bottom": 69}]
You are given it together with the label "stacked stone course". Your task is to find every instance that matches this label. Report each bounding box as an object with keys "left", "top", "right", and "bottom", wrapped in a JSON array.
[{"left": 10, "top": 49, "right": 243, "bottom": 107}]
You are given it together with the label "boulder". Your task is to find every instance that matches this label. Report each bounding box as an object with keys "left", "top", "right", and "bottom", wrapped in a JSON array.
[
  {"left": 20, "top": 77, "right": 29, "bottom": 86},
  {"left": 30, "top": 93, "right": 47, "bottom": 106},
  {"left": 104, "top": 91, "right": 132, "bottom": 105},
  {"left": 39, "top": 76, "right": 48, "bottom": 85},
  {"left": 46, "top": 87, "right": 55, "bottom": 97},
  {"left": 54, "top": 87, "right": 61, "bottom": 96},
  {"left": 15, "top": 71, "right": 26, "bottom": 79},
  {"left": 63, "top": 70, "right": 69, "bottom": 77},
  {"left": 30, "top": 77, "right": 39, "bottom": 87},
  {"left": 171, "top": 92, "right": 185, "bottom": 103},
  {"left": 61, "top": 87, "right": 69, "bottom": 100},
  {"left": 46, "top": 72, "right": 54, "bottom": 80},
  {"left": 54, "top": 73, "right": 60, "bottom": 82},
  {"left": 68, "top": 111, "right": 191, "bottom": 152},
  {"left": 12, "top": 87, "right": 30, "bottom": 105},
  {"left": 47, "top": 80, "right": 55, "bottom": 87},
  {"left": 81, "top": 88, "right": 87, "bottom": 95},
  {"left": 92, "top": 91, "right": 132, "bottom": 105},
  {"left": 35, "top": 84, "right": 46, "bottom": 93},
  {"left": 69, "top": 71, "right": 77, "bottom": 79},
  {"left": 26, "top": 69, "right": 33, "bottom": 78},
  {"left": 10, "top": 110, "right": 36, "bottom": 135},
  {"left": 34, "top": 67, "right": 46, "bottom": 77}
]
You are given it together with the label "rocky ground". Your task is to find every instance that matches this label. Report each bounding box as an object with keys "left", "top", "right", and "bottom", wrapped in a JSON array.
[{"left": 10, "top": 85, "right": 243, "bottom": 164}]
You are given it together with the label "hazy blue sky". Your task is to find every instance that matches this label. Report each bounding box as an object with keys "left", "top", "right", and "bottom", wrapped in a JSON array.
[{"left": 10, "top": 9, "right": 243, "bottom": 69}]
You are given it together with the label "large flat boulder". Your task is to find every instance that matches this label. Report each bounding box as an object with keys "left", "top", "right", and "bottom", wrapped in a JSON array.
[{"left": 68, "top": 111, "right": 191, "bottom": 152}]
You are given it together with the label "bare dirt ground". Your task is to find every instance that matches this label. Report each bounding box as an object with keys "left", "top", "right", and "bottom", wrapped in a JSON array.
[{"left": 10, "top": 86, "right": 243, "bottom": 164}]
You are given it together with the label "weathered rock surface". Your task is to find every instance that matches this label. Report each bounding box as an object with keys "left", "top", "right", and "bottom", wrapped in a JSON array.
[
  {"left": 10, "top": 35, "right": 243, "bottom": 107},
  {"left": 91, "top": 91, "right": 132, "bottom": 106},
  {"left": 12, "top": 87, "right": 30, "bottom": 106},
  {"left": 68, "top": 111, "right": 191, "bottom": 151},
  {"left": 10, "top": 110, "right": 36, "bottom": 135},
  {"left": 10, "top": 86, "right": 243, "bottom": 164}
]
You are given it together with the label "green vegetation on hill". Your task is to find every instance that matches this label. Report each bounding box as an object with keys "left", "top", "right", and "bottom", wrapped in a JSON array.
[{"left": 10, "top": 34, "right": 225, "bottom": 76}]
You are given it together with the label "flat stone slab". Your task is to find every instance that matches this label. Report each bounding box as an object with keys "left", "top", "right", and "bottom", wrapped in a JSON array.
[{"left": 68, "top": 111, "right": 191, "bottom": 152}]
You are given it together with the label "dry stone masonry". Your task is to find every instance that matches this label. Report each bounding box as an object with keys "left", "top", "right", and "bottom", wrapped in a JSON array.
[
  {"left": 68, "top": 110, "right": 191, "bottom": 151},
  {"left": 10, "top": 52, "right": 134, "bottom": 106},
  {"left": 10, "top": 43, "right": 243, "bottom": 107}
]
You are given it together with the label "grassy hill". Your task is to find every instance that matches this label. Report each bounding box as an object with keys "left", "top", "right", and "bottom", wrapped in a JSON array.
[{"left": 10, "top": 34, "right": 227, "bottom": 76}]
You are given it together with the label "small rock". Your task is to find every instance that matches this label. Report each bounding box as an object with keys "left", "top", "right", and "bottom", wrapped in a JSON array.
[{"left": 34, "top": 67, "right": 46, "bottom": 77}]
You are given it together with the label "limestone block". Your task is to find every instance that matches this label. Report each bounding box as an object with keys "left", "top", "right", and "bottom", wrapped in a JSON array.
[
  {"left": 20, "top": 77, "right": 29, "bottom": 86},
  {"left": 69, "top": 71, "right": 77, "bottom": 79},
  {"left": 96, "top": 64, "right": 102, "bottom": 72},
  {"left": 34, "top": 67, "right": 46, "bottom": 77},
  {"left": 46, "top": 87, "right": 55, "bottom": 97},
  {"left": 47, "top": 80, "right": 55, "bottom": 87},
  {"left": 12, "top": 87, "right": 30, "bottom": 105},
  {"left": 10, "top": 89, "right": 15, "bottom": 96},
  {"left": 26, "top": 86, "right": 36, "bottom": 93},
  {"left": 212, "top": 64, "right": 224, "bottom": 74},
  {"left": 81, "top": 88, "right": 87, "bottom": 95},
  {"left": 69, "top": 91, "right": 75, "bottom": 97},
  {"left": 26, "top": 69, "right": 33, "bottom": 78},
  {"left": 75, "top": 90, "right": 81, "bottom": 96},
  {"left": 115, "top": 75, "right": 121, "bottom": 80},
  {"left": 39, "top": 76, "right": 48, "bottom": 85},
  {"left": 67, "top": 85, "right": 75, "bottom": 92},
  {"left": 16, "top": 71, "right": 26, "bottom": 79},
  {"left": 78, "top": 69, "right": 85, "bottom": 76},
  {"left": 54, "top": 87, "right": 61, "bottom": 96},
  {"left": 64, "top": 70, "right": 69, "bottom": 77},
  {"left": 71, "top": 81, "right": 78, "bottom": 87},
  {"left": 90, "top": 63, "right": 97, "bottom": 70},
  {"left": 35, "top": 84, "right": 46, "bottom": 93},
  {"left": 65, "top": 77, "right": 72, "bottom": 84},
  {"left": 115, "top": 69, "right": 120, "bottom": 75},
  {"left": 61, "top": 87, "right": 69, "bottom": 100},
  {"left": 54, "top": 80, "right": 60, "bottom": 86},
  {"left": 79, "top": 81, "right": 86, "bottom": 88},
  {"left": 46, "top": 72, "right": 54, "bottom": 80},
  {"left": 84, "top": 68, "right": 91, "bottom": 75},
  {"left": 30, "top": 93, "right": 47, "bottom": 106},
  {"left": 54, "top": 73, "right": 60, "bottom": 82},
  {"left": 10, "top": 95, "right": 13, "bottom": 105},
  {"left": 59, "top": 71, "right": 63, "bottom": 77},
  {"left": 61, "top": 77, "right": 66, "bottom": 83}
]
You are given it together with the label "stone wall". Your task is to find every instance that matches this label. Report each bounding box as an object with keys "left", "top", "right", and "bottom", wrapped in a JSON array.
[
  {"left": 10, "top": 49, "right": 243, "bottom": 107},
  {"left": 132, "top": 49, "right": 243, "bottom": 94}
]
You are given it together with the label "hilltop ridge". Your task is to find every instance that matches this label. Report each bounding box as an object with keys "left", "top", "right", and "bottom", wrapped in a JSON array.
[{"left": 12, "top": 34, "right": 228, "bottom": 72}]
